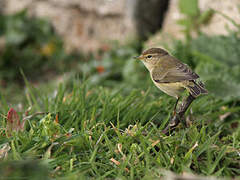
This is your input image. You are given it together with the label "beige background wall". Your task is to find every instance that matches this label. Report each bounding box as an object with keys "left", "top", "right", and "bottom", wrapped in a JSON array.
[{"left": 2, "top": 0, "right": 240, "bottom": 51}]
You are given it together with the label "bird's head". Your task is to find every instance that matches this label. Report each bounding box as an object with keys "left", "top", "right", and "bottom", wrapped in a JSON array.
[{"left": 134, "top": 48, "right": 169, "bottom": 70}]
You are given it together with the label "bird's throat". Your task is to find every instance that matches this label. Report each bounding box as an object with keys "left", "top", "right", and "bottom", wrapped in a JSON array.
[{"left": 142, "top": 61, "right": 154, "bottom": 72}]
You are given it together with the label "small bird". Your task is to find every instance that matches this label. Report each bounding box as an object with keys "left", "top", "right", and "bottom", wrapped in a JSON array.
[{"left": 135, "top": 48, "right": 207, "bottom": 112}]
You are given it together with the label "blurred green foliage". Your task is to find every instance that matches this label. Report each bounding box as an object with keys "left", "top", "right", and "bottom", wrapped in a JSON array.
[
  {"left": 172, "top": 32, "right": 240, "bottom": 100},
  {"left": 177, "top": 0, "right": 214, "bottom": 41},
  {"left": 0, "top": 10, "right": 76, "bottom": 84},
  {"left": 74, "top": 42, "right": 147, "bottom": 89},
  {"left": 0, "top": 160, "right": 49, "bottom": 180}
]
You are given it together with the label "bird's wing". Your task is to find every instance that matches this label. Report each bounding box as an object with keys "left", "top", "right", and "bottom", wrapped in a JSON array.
[{"left": 152, "top": 57, "right": 199, "bottom": 83}]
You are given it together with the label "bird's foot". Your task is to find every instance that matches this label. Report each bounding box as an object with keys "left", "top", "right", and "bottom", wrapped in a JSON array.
[{"left": 161, "top": 113, "right": 181, "bottom": 135}]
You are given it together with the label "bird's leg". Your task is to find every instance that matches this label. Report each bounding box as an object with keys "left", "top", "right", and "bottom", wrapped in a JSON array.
[
  {"left": 161, "top": 114, "right": 180, "bottom": 135},
  {"left": 172, "top": 97, "right": 179, "bottom": 116},
  {"left": 162, "top": 94, "right": 196, "bottom": 135},
  {"left": 178, "top": 94, "right": 195, "bottom": 118},
  {"left": 162, "top": 98, "right": 180, "bottom": 134}
]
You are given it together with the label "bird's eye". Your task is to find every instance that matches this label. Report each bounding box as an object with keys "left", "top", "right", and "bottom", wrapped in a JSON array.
[{"left": 147, "top": 55, "right": 152, "bottom": 59}]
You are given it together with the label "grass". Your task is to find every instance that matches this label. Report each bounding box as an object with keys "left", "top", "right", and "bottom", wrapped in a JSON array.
[{"left": 0, "top": 75, "right": 239, "bottom": 179}]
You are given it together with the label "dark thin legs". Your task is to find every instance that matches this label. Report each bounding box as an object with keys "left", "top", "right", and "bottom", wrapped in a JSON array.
[
  {"left": 162, "top": 94, "right": 196, "bottom": 135},
  {"left": 173, "top": 97, "right": 179, "bottom": 115}
]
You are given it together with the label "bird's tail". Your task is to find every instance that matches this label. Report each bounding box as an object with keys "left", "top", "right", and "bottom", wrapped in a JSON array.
[{"left": 188, "top": 80, "right": 208, "bottom": 97}]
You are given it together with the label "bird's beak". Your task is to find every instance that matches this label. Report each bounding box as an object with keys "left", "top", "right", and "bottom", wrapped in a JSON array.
[{"left": 133, "top": 55, "right": 144, "bottom": 60}]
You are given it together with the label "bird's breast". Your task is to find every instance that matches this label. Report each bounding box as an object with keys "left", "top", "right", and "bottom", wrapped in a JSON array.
[{"left": 151, "top": 77, "right": 185, "bottom": 99}]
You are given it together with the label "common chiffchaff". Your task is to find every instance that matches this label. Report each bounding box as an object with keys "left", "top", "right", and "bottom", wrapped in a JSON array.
[{"left": 135, "top": 48, "right": 207, "bottom": 110}]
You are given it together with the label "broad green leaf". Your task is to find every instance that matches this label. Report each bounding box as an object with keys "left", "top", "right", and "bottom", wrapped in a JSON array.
[
  {"left": 5, "top": 29, "right": 26, "bottom": 45},
  {"left": 179, "top": 0, "right": 200, "bottom": 17},
  {"left": 198, "top": 9, "right": 215, "bottom": 25},
  {"left": 176, "top": 18, "right": 192, "bottom": 28}
]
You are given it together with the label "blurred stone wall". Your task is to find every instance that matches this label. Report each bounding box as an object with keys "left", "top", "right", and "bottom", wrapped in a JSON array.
[
  {"left": 3, "top": 0, "right": 239, "bottom": 51},
  {"left": 165, "top": 0, "right": 240, "bottom": 37},
  {"left": 0, "top": 0, "right": 6, "bottom": 14},
  {"left": 146, "top": 0, "right": 240, "bottom": 48},
  {"left": 2, "top": 0, "right": 169, "bottom": 52}
]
